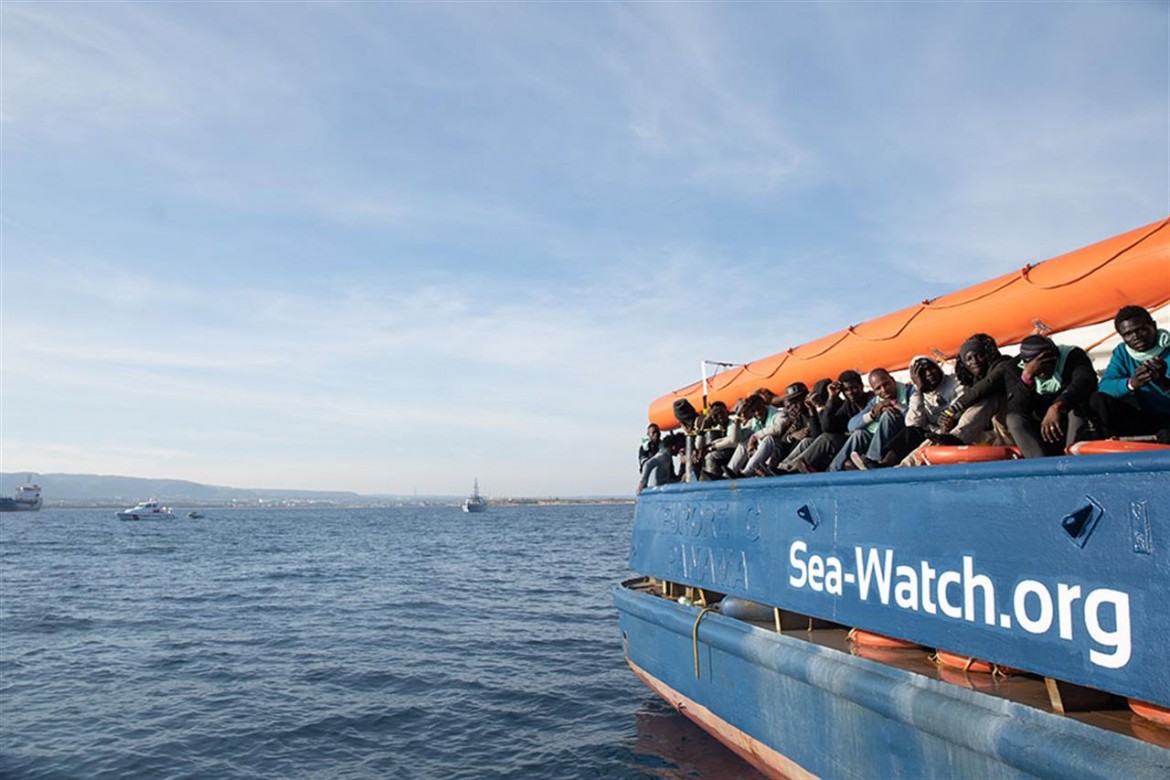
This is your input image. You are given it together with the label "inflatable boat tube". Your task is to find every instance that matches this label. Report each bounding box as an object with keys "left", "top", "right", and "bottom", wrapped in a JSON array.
[{"left": 649, "top": 218, "right": 1170, "bottom": 429}]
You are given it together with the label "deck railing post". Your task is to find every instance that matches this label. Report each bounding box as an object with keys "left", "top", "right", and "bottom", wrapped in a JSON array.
[{"left": 685, "top": 434, "right": 695, "bottom": 482}]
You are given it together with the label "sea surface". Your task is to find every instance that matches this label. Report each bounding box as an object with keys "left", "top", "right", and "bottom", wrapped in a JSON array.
[{"left": 0, "top": 505, "right": 765, "bottom": 779}]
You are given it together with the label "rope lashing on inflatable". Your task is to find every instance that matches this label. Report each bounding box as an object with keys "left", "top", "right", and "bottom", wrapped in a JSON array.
[
  {"left": 931, "top": 650, "right": 1021, "bottom": 678},
  {"left": 1021, "top": 216, "right": 1170, "bottom": 290}
]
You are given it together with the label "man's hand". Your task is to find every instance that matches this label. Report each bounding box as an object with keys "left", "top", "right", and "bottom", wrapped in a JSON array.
[
  {"left": 1040, "top": 404, "right": 1065, "bottom": 444},
  {"left": 1137, "top": 356, "right": 1169, "bottom": 391},
  {"left": 1132, "top": 361, "right": 1159, "bottom": 390},
  {"left": 1020, "top": 354, "right": 1049, "bottom": 383},
  {"left": 909, "top": 363, "right": 925, "bottom": 390}
]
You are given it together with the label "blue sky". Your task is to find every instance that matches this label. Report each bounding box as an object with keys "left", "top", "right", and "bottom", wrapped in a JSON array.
[{"left": 2, "top": 2, "right": 1167, "bottom": 496}]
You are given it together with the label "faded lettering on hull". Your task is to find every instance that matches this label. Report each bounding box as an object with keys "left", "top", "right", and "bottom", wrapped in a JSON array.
[
  {"left": 669, "top": 543, "right": 751, "bottom": 590},
  {"left": 654, "top": 500, "right": 761, "bottom": 546}
]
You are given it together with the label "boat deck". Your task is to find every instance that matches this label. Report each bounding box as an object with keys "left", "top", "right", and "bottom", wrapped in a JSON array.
[{"left": 624, "top": 577, "right": 1170, "bottom": 751}]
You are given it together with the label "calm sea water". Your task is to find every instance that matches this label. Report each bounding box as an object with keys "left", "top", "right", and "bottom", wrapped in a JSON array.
[{"left": 0, "top": 505, "right": 764, "bottom": 779}]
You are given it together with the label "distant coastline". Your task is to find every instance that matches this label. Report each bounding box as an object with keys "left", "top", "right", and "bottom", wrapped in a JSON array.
[
  {"left": 0, "top": 477, "right": 636, "bottom": 512},
  {"left": 37, "top": 498, "right": 634, "bottom": 510},
  {"left": 1, "top": 472, "right": 632, "bottom": 509}
]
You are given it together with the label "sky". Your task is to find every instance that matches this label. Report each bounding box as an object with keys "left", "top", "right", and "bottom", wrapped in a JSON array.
[{"left": 2, "top": 2, "right": 1167, "bottom": 497}]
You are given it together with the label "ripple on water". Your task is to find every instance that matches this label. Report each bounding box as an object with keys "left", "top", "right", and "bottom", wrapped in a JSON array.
[{"left": 0, "top": 505, "right": 759, "bottom": 779}]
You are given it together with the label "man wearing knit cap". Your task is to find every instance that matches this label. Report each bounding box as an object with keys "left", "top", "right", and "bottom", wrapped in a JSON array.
[
  {"left": 942, "top": 334, "right": 1097, "bottom": 457},
  {"left": 1089, "top": 305, "right": 1170, "bottom": 443},
  {"left": 935, "top": 333, "right": 1010, "bottom": 444}
]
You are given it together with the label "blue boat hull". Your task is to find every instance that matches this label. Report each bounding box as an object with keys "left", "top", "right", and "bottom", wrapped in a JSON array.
[
  {"left": 616, "top": 584, "right": 1170, "bottom": 779},
  {"left": 616, "top": 451, "right": 1170, "bottom": 777},
  {"left": 0, "top": 498, "right": 41, "bottom": 512}
]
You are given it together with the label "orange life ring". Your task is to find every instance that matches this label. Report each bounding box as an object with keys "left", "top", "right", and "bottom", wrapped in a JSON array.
[
  {"left": 850, "top": 644, "right": 923, "bottom": 664},
  {"left": 1128, "top": 698, "right": 1170, "bottom": 728},
  {"left": 1066, "top": 440, "right": 1170, "bottom": 456},
  {"left": 847, "top": 629, "right": 921, "bottom": 649},
  {"left": 920, "top": 446, "right": 1020, "bottom": 465},
  {"left": 933, "top": 649, "right": 1021, "bottom": 676}
]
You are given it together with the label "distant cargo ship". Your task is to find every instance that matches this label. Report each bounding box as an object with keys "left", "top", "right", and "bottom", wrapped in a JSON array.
[{"left": 0, "top": 482, "right": 43, "bottom": 512}]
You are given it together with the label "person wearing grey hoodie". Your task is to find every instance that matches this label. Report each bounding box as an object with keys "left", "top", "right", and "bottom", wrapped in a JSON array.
[{"left": 904, "top": 356, "right": 959, "bottom": 431}]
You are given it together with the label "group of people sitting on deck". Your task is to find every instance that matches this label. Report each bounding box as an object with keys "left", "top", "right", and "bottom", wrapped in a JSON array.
[{"left": 637, "top": 305, "right": 1170, "bottom": 493}]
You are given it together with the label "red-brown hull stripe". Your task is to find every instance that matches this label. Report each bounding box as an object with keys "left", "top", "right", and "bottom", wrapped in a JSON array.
[{"left": 627, "top": 659, "right": 818, "bottom": 780}]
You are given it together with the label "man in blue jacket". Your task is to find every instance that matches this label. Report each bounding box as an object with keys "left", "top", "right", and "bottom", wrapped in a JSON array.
[{"left": 1089, "top": 305, "right": 1170, "bottom": 443}]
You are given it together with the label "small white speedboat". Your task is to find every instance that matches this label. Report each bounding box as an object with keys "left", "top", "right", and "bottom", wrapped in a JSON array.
[{"left": 116, "top": 499, "right": 175, "bottom": 521}]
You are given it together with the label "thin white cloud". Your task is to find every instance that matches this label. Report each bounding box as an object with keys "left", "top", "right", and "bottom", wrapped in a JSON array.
[
  {"left": 603, "top": 3, "right": 807, "bottom": 195},
  {"left": 2, "top": 3, "right": 304, "bottom": 143},
  {"left": 4, "top": 247, "right": 692, "bottom": 431},
  {"left": 785, "top": 4, "right": 1169, "bottom": 284}
]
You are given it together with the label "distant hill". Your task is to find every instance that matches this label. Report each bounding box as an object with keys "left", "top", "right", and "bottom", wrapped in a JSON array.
[
  {"left": 0, "top": 472, "right": 370, "bottom": 506},
  {"left": 0, "top": 472, "right": 632, "bottom": 507}
]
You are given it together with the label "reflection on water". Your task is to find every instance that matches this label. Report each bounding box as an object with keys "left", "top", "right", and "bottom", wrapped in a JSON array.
[{"left": 631, "top": 698, "right": 768, "bottom": 780}]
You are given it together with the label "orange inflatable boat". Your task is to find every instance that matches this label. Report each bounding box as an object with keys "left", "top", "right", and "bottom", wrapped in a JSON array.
[{"left": 648, "top": 217, "right": 1170, "bottom": 429}]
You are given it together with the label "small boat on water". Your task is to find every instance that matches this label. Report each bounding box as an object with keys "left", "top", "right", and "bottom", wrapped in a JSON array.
[
  {"left": 116, "top": 499, "right": 175, "bottom": 521},
  {"left": 187, "top": 511, "right": 204, "bottom": 519},
  {"left": 0, "top": 482, "right": 42, "bottom": 513},
  {"left": 462, "top": 479, "right": 488, "bottom": 513},
  {"left": 616, "top": 218, "right": 1170, "bottom": 778}
]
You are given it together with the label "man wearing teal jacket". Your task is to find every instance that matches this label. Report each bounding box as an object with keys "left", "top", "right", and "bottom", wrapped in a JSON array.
[{"left": 1090, "top": 305, "right": 1170, "bottom": 443}]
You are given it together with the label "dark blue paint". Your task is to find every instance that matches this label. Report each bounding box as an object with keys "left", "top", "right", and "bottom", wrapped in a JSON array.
[{"left": 615, "top": 586, "right": 1170, "bottom": 779}]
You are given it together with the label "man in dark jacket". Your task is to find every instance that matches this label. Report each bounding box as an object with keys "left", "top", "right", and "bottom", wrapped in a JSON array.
[
  {"left": 781, "top": 370, "right": 873, "bottom": 472},
  {"left": 941, "top": 335, "right": 1097, "bottom": 457}
]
